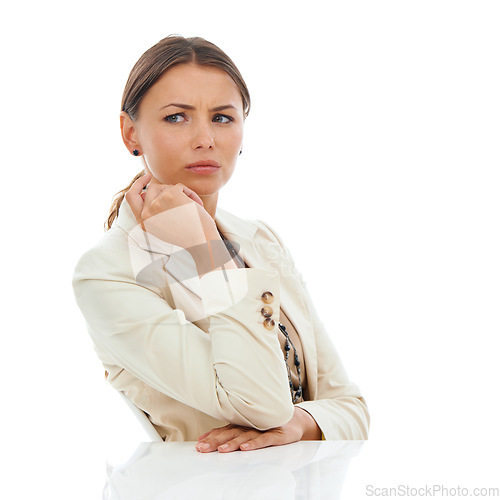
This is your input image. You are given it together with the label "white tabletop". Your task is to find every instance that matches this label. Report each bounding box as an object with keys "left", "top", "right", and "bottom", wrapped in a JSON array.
[{"left": 104, "top": 441, "right": 364, "bottom": 499}]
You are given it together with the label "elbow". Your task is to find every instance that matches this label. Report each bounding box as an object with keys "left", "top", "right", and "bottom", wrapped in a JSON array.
[
  {"left": 248, "top": 401, "right": 295, "bottom": 431},
  {"left": 340, "top": 396, "right": 371, "bottom": 440},
  {"left": 357, "top": 397, "right": 370, "bottom": 439},
  {"left": 217, "top": 388, "right": 294, "bottom": 430}
]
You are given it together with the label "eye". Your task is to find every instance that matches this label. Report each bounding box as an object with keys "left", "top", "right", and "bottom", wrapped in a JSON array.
[
  {"left": 164, "top": 113, "right": 186, "bottom": 123},
  {"left": 213, "top": 114, "right": 233, "bottom": 124}
]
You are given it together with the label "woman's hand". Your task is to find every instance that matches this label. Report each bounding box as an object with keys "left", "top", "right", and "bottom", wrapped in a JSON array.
[
  {"left": 125, "top": 173, "right": 219, "bottom": 249},
  {"left": 125, "top": 173, "right": 237, "bottom": 276},
  {"left": 125, "top": 173, "right": 204, "bottom": 222},
  {"left": 195, "top": 407, "right": 322, "bottom": 453}
]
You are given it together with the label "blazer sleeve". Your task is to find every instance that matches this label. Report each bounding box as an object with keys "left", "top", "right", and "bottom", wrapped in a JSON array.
[
  {"left": 72, "top": 229, "right": 294, "bottom": 431},
  {"left": 257, "top": 221, "right": 370, "bottom": 440}
]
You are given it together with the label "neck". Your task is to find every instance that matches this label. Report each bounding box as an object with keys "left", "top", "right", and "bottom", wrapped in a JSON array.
[{"left": 200, "top": 192, "right": 218, "bottom": 220}]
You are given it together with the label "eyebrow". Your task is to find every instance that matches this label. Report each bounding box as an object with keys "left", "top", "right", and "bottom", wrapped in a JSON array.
[{"left": 160, "top": 103, "right": 238, "bottom": 112}]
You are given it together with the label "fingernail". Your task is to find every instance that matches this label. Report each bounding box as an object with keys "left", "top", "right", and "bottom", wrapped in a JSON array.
[
  {"left": 219, "top": 444, "right": 228, "bottom": 450},
  {"left": 240, "top": 443, "right": 249, "bottom": 449},
  {"left": 196, "top": 443, "right": 209, "bottom": 451}
]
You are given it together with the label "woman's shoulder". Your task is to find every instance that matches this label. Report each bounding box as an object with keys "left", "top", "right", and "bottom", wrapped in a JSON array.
[
  {"left": 73, "top": 198, "right": 151, "bottom": 279},
  {"left": 73, "top": 223, "right": 132, "bottom": 283}
]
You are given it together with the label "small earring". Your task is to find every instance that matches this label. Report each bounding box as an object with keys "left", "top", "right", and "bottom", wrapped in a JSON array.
[
  {"left": 239, "top": 149, "right": 243, "bottom": 156},
  {"left": 132, "top": 149, "right": 140, "bottom": 156}
]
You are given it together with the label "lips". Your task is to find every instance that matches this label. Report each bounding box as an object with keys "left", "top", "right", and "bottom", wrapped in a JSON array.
[
  {"left": 185, "top": 160, "right": 221, "bottom": 175},
  {"left": 186, "top": 160, "right": 220, "bottom": 168}
]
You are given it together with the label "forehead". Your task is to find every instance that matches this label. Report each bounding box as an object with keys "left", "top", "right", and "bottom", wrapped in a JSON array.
[{"left": 142, "top": 63, "right": 243, "bottom": 110}]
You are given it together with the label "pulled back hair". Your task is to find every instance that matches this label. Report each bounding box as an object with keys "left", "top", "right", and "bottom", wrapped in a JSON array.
[{"left": 105, "top": 35, "right": 251, "bottom": 230}]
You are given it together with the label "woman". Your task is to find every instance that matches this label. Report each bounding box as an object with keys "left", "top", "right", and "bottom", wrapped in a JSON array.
[{"left": 72, "top": 35, "right": 369, "bottom": 453}]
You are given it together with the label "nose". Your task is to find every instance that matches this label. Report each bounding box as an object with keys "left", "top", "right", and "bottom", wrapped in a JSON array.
[{"left": 192, "top": 122, "right": 215, "bottom": 150}]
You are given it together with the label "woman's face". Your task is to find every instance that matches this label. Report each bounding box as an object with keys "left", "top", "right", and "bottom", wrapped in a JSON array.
[{"left": 122, "top": 63, "right": 244, "bottom": 197}]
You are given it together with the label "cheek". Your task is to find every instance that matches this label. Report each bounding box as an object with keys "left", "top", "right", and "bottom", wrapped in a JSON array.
[
  {"left": 151, "top": 128, "right": 176, "bottom": 147},
  {"left": 146, "top": 130, "right": 181, "bottom": 159},
  {"left": 222, "top": 128, "right": 243, "bottom": 152}
]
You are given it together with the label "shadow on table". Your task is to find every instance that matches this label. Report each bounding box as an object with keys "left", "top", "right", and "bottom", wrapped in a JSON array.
[{"left": 103, "top": 440, "right": 364, "bottom": 499}]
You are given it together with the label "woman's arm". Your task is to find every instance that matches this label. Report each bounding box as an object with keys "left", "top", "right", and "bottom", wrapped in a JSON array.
[
  {"left": 72, "top": 237, "right": 294, "bottom": 431},
  {"left": 74, "top": 177, "right": 296, "bottom": 430},
  {"left": 195, "top": 220, "right": 369, "bottom": 451}
]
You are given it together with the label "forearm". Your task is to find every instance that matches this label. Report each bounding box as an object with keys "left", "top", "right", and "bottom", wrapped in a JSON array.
[
  {"left": 186, "top": 234, "right": 238, "bottom": 277},
  {"left": 74, "top": 250, "right": 294, "bottom": 429},
  {"left": 296, "top": 397, "right": 370, "bottom": 440}
]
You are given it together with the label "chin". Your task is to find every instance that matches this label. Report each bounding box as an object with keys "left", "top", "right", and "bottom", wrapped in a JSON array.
[
  {"left": 186, "top": 178, "right": 230, "bottom": 196},
  {"left": 190, "top": 185, "right": 223, "bottom": 197}
]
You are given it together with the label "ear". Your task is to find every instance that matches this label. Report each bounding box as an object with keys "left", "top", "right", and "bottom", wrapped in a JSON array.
[{"left": 120, "top": 111, "right": 141, "bottom": 155}]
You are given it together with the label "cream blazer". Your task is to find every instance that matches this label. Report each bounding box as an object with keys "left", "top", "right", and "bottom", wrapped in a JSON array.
[{"left": 72, "top": 200, "right": 369, "bottom": 441}]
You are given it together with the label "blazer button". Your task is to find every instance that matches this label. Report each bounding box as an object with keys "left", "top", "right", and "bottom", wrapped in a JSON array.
[
  {"left": 261, "top": 305, "right": 273, "bottom": 318},
  {"left": 261, "top": 291, "right": 274, "bottom": 304},
  {"left": 263, "top": 318, "right": 275, "bottom": 330}
]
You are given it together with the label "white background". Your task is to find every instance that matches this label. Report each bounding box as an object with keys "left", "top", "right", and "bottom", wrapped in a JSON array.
[{"left": 2, "top": 1, "right": 499, "bottom": 498}]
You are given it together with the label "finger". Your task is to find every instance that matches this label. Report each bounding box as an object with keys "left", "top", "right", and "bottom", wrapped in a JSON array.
[
  {"left": 197, "top": 424, "right": 231, "bottom": 442},
  {"left": 142, "top": 183, "right": 192, "bottom": 214},
  {"left": 197, "top": 431, "right": 211, "bottom": 442},
  {"left": 196, "top": 429, "right": 240, "bottom": 452},
  {"left": 142, "top": 183, "right": 203, "bottom": 217},
  {"left": 196, "top": 427, "right": 250, "bottom": 453},
  {"left": 240, "top": 431, "right": 286, "bottom": 451},
  {"left": 141, "top": 181, "right": 169, "bottom": 206},
  {"left": 125, "top": 173, "right": 151, "bottom": 223},
  {"left": 195, "top": 424, "right": 233, "bottom": 448},
  {"left": 176, "top": 183, "right": 204, "bottom": 206},
  {"left": 218, "top": 430, "right": 262, "bottom": 453},
  {"left": 198, "top": 424, "right": 241, "bottom": 441}
]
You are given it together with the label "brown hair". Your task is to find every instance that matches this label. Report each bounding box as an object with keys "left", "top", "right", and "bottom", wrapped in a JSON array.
[{"left": 105, "top": 35, "right": 251, "bottom": 231}]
